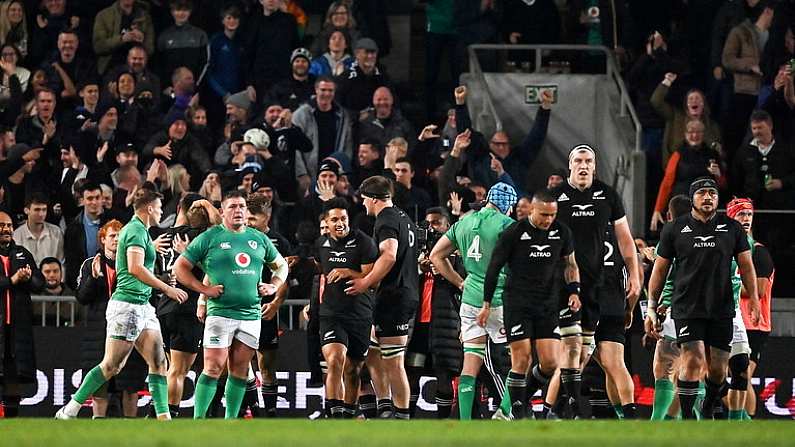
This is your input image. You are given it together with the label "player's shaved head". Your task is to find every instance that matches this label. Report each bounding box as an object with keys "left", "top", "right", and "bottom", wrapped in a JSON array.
[
  {"left": 530, "top": 190, "right": 558, "bottom": 230},
  {"left": 532, "top": 189, "right": 557, "bottom": 204}
]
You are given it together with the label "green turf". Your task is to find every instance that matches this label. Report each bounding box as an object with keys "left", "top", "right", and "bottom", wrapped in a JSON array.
[{"left": 2, "top": 420, "right": 795, "bottom": 447}]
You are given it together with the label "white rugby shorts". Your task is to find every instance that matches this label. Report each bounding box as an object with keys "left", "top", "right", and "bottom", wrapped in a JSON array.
[
  {"left": 106, "top": 300, "right": 161, "bottom": 342},
  {"left": 203, "top": 316, "right": 261, "bottom": 349},
  {"left": 460, "top": 303, "right": 506, "bottom": 344}
]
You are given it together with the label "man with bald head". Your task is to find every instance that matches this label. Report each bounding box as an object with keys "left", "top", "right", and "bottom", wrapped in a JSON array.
[
  {"left": 451, "top": 86, "right": 553, "bottom": 195},
  {"left": 0, "top": 210, "right": 45, "bottom": 417},
  {"left": 356, "top": 86, "right": 414, "bottom": 151}
]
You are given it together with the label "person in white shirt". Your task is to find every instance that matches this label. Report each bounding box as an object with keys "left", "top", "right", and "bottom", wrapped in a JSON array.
[{"left": 12, "top": 192, "right": 64, "bottom": 265}]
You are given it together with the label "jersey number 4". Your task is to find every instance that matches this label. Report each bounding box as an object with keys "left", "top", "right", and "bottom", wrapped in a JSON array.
[{"left": 467, "top": 236, "right": 483, "bottom": 262}]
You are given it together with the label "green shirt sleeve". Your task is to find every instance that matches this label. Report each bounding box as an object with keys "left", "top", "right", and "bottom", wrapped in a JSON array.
[
  {"left": 182, "top": 228, "right": 210, "bottom": 267},
  {"left": 445, "top": 222, "right": 459, "bottom": 250},
  {"left": 124, "top": 223, "right": 149, "bottom": 249}
]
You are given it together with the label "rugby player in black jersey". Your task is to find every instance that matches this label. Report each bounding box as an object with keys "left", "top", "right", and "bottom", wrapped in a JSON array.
[
  {"left": 551, "top": 144, "right": 641, "bottom": 418},
  {"left": 346, "top": 176, "right": 419, "bottom": 420},
  {"left": 649, "top": 177, "right": 761, "bottom": 419},
  {"left": 152, "top": 194, "right": 221, "bottom": 418},
  {"left": 483, "top": 190, "right": 581, "bottom": 419},
  {"left": 316, "top": 198, "right": 378, "bottom": 418},
  {"left": 247, "top": 194, "right": 293, "bottom": 417}
]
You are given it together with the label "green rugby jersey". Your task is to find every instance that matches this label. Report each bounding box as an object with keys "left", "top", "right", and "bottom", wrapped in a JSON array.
[
  {"left": 445, "top": 207, "right": 514, "bottom": 308},
  {"left": 182, "top": 225, "right": 279, "bottom": 320},
  {"left": 113, "top": 215, "right": 157, "bottom": 305}
]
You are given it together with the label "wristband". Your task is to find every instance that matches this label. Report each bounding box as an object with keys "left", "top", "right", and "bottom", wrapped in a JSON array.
[
  {"left": 198, "top": 297, "right": 207, "bottom": 306},
  {"left": 566, "top": 282, "right": 581, "bottom": 296}
]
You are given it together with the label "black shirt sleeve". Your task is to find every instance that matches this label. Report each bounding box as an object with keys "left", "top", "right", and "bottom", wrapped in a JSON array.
[
  {"left": 733, "top": 221, "right": 751, "bottom": 256},
  {"left": 359, "top": 233, "right": 379, "bottom": 264},
  {"left": 375, "top": 214, "right": 400, "bottom": 245},
  {"left": 561, "top": 223, "right": 575, "bottom": 258},
  {"left": 656, "top": 222, "right": 676, "bottom": 260},
  {"left": 609, "top": 187, "right": 627, "bottom": 222},
  {"left": 483, "top": 222, "right": 518, "bottom": 304},
  {"left": 753, "top": 245, "right": 774, "bottom": 279}
]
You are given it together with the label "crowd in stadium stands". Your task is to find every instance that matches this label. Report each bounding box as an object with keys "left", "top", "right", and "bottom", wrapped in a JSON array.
[{"left": 0, "top": 0, "right": 790, "bottom": 419}]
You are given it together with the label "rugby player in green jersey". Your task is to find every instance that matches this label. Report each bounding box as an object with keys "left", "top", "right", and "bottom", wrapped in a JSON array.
[
  {"left": 430, "top": 182, "right": 518, "bottom": 420},
  {"left": 174, "top": 191, "right": 288, "bottom": 419},
  {"left": 56, "top": 190, "right": 189, "bottom": 420}
]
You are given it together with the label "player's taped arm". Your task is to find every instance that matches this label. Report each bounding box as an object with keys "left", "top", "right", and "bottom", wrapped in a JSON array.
[
  {"left": 429, "top": 235, "right": 464, "bottom": 291},
  {"left": 127, "top": 246, "right": 171, "bottom": 293},
  {"left": 268, "top": 254, "right": 289, "bottom": 288},
  {"left": 197, "top": 275, "right": 209, "bottom": 306},
  {"left": 361, "top": 238, "right": 398, "bottom": 288},
  {"left": 647, "top": 255, "right": 672, "bottom": 317},
  {"left": 737, "top": 250, "right": 759, "bottom": 302}
]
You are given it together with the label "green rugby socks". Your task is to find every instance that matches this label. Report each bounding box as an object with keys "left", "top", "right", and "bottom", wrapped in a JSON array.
[
  {"left": 651, "top": 378, "right": 675, "bottom": 421},
  {"left": 148, "top": 374, "right": 170, "bottom": 419},
  {"left": 73, "top": 365, "right": 109, "bottom": 405},
  {"left": 193, "top": 373, "right": 218, "bottom": 419},
  {"left": 224, "top": 376, "right": 248, "bottom": 419},
  {"left": 458, "top": 375, "right": 476, "bottom": 420}
]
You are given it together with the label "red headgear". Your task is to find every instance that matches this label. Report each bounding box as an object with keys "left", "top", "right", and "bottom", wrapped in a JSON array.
[{"left": 726, "top": 197, "right": 754, "bottom": 219}]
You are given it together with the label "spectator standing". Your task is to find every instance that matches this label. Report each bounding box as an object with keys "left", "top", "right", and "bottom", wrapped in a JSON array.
[
  {"left": 0, "top": 1, "right": 28, "bottom": 60},
  {"left": 156, "top": 0, "right": 209, "bottom": 88},
  {"left": 64, "top": 182, "right": 108, "bottom": 289},
  {"left": 12, "top": 192, "right": 63, "bottom": 264},
  {"left": 268, "top": 48, "right": 315, "bottom": 112},
  {"left": 205, "top": 4, "right": 245, "bottom": 129},
  {"left": 651, "top": 72, "right": 722, "bottom": 167},
  {"left": 310, "top": 1, "right": 360, "bottom": 57},
  {"left": 722, "top": 3, "right": 775, "bottom": 161},
  {"left": 244, "top": 0, "right": 299, "bottom": 107},
  {"left": 292, "top": 76, "right": 354, "bottom": 192},
  {"left": 93, "top": 0, "right": 155, "bottom": 75},
  {"left": 0, "top": 210, "right": 44, "bottom": 417},
  {"left": 731, "top": 110, "right": 795, "bottom": 255},
  {"left": 335, "top": 38, "right": 389, "bottom": 113},
  {"left": 424, "top": 0, "right": 458, "bottom": 119}
]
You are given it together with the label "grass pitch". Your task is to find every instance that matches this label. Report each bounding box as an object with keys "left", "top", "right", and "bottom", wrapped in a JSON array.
[{"left": 2, "top": 419, "right": 795, "bottom": 447}]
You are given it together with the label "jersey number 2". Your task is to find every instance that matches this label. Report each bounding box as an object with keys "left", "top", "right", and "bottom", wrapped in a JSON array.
[
  {"left": 467, "top": 236, "right": 483, "bottom": 262},
  {"left": 603, "top": 241, "right": 614, "bottom": 266}
]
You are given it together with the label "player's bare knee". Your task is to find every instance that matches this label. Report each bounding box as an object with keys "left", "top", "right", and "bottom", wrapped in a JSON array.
[
  {"left": 540, "top": 355, "right": 558, "bottom": 373},
  {"left": 512, "top": 356, "right": 530, "bottom": 373},
  {"left": 99, "top": 361, "right": 122, "bottom": 378}
]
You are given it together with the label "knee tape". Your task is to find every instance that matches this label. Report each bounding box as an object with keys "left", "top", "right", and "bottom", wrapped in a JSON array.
[
  {"left": 729, "top": 354, "right": 750, "bottom": 390},
  {"left": 463, "top": 342, "right": 486, "bottom": 359},
  {"left": 380, "top": 344, "right": 407, "bottom": 359},
  {"left": 560, "top": 324, "right": 582, "bottom": 338}
]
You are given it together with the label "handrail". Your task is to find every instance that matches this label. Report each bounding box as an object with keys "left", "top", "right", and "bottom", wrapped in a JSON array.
[
  {"left": 466, "top": 44, "right": 642, "bottom": 154},
  {"left": 466, "top": 45, "right": 503, "bottom": 134},
  {"left": 30, "top": 296, "right": 312, "bottom": 330}
]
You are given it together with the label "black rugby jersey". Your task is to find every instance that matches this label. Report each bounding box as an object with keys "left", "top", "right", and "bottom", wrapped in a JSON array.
[
  {"left": 657, "top": 213, "right": 749, "bottom": 320},
  {"left": 373, "top": 206, "right": 419, "bottom": 297},
  {"left": 552, "top": 179, "right": 625, "bottom": 286},
  {"left": 484, "top": 219, "right": 575, "bottom": 315},
  {"left": 260, "top": 228, "right": 293, "bottom": 302},
  {"left": 316, "top": 229, "right": 378, "bottom": 319}
]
